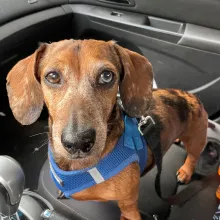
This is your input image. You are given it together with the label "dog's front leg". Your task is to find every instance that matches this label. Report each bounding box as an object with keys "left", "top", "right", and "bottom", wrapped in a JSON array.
[
  {"left": 118, "top": 199, "right": 141, "bottom": 220},
  {"left": 116, "top": 163, "right": 141, "bottom": 220}
]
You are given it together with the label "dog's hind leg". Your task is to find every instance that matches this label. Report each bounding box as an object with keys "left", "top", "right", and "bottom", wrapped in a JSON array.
[{"left": 177, "top": 110, "right": 208, "bottom": 183}]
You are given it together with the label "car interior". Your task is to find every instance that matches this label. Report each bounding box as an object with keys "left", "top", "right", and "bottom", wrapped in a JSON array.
[{"left": 1, "top": 0, "right": 220, "bottom": 219}]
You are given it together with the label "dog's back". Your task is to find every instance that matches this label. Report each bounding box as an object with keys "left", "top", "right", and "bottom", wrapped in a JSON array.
[{"left": 152, "top": 88, "right": 204, "bottom": 120}]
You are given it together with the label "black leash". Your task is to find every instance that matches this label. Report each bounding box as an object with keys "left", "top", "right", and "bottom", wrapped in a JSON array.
[{"left": 138, "top": 116, "right": 219, "bottom": 206}]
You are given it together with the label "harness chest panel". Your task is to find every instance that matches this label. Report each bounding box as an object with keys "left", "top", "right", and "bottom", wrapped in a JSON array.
[{"left": 49, "top": 115, "right": 148, "bottom": 198}]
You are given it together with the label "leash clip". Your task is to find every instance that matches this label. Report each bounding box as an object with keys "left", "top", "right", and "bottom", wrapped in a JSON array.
[{"left": 138, "top": 116, "right": 155, "bottom": 136}]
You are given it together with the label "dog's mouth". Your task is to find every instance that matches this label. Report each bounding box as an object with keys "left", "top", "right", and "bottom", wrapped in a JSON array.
[{"left": 69, "top": 152, "right": 90, "bottom": 159}]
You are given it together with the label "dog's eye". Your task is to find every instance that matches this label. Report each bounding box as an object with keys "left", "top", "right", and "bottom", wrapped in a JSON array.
[
  {"left": 98, "top": 71, "right": 114, "bottom": 84},
  {"left": 45, "top": 72, "right": 61, "bottom": 84}
]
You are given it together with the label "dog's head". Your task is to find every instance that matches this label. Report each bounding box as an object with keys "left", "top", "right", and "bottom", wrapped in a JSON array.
[{"left": 6, "top": 39, "right": 153, "bottom": 169}]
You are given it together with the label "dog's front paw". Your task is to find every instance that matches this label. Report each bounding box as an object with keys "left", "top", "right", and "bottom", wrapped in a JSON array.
[{"left": 176, "top": 167, "right": 192, "bottom": 184}]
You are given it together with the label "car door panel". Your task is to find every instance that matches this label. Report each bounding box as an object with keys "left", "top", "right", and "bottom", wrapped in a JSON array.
[
  {"left": 70, "top": 0, "right": 220, "bottom": 30},
  {"left": 66, "top": 4, "right": 220, "bottom": 117}
]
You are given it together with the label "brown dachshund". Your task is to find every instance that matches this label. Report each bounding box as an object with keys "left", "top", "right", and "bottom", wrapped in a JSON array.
[{"left": 6, "top": 39, "right": 208, "bottom": 220}]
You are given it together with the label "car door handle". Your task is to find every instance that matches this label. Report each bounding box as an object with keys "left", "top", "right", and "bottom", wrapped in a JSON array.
[{"left": 97, "top": 0, "right": 134, "bottom": 6}]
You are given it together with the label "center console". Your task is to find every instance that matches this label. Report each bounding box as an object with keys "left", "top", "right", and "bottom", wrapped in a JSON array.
[{"left": 0, "top": 156, "right": 70, "bottom": 220}]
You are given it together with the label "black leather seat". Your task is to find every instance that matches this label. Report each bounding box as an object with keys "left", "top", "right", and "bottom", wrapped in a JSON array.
[{"left": 38, "top": 145, "right": 219, "bottom": 220}]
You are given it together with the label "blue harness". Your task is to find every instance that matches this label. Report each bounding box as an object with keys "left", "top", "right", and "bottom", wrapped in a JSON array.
[{"left": 49, "top": 115, "right": 148, "bottom": 198}]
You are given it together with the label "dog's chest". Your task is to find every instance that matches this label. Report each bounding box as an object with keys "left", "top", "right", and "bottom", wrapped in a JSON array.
[{"left": 72, "top": 162, "right": 140, "bottom": 201}]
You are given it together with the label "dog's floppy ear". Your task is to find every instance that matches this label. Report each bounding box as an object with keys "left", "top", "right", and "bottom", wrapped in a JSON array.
[
  {"left": 6, "top": 44, "right": 47, "bottom": 125},
  {"left": 114, "top": 44, "right": 153, "bottom": 117}
]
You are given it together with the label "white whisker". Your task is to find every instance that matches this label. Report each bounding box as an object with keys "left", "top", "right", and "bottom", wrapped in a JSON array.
[
  {"left": 29, "top": 132, "right": 48, "bottom": 137},
  {"left": 32, "top": 140, "right": 49, "bottom": 154}
]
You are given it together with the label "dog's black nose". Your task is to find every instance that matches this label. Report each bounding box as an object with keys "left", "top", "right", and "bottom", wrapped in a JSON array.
[{"left": 61, "top": 127, "right": 96, "bottom": 155}]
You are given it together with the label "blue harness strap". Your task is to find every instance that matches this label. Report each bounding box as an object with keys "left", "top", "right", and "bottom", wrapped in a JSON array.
[{"left": 49, "top": 115, "right": 148, "bottom": 198}]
